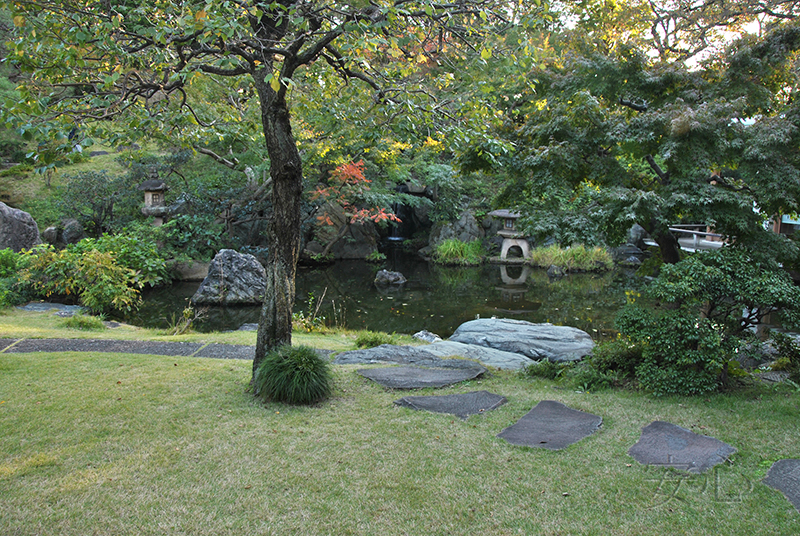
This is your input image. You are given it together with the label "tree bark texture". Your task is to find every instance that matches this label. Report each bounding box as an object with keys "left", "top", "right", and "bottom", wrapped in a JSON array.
[
  {"left": 253, "top": 72, "right": 303, "bottom": 377},
  {"left": 654, "top": 229, "right": 682, "bottom": 264}
]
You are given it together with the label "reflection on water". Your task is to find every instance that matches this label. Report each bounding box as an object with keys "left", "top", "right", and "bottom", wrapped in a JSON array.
[{"left": 132, "top": 257, "right": 644, "bottom": 339}]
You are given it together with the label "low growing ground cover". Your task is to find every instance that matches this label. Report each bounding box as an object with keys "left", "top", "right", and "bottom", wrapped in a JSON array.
[{"left": 1, "top": 312, "right": 799, "bottom": 534}]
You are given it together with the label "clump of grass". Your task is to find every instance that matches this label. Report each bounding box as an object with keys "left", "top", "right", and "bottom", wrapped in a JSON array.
[
  {"left": 355, "top": 330, "right": 399, "bottom": 348},
  {"left": 253, "top": 345, "right": 333, "bottom": 405},
  {"left": 529, "top": 244, "right": 612, "bottom": 272},
  {"left": 61, "top": 313, "right": 105, "bottom": 331},
  {"left": 432, "top": 238, "right": 484, "bottom": 266},
  {"left": 523, "top": 359, "right": 571, "bottom": 380},
  {"left": 163, "top": 306, "right": 207, "bottom": 336}
]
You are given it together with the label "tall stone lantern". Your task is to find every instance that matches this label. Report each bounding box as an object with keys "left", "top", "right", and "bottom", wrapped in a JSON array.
[
  {"left": 488, "top": 209, "right": 530, "bottom": 260},
  {"left": 138, "top": 179, "right": 169, "bottom": 226}
]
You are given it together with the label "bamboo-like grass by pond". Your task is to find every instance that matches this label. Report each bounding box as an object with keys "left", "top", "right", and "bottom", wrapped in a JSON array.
[{"left": 1, "top": 312, "right": 799, "bottom": 534}]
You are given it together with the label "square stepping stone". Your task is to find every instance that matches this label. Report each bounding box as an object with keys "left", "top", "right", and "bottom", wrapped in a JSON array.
[
  {"left": 394, "top": 390, "right": 507, "bottom": 419},
  {"left": 763, "top": 459, "right": 800, "bottom": 512},
  {"left": 497, "top": 400, "right": 602, "bottom": 450},
  {"left": 628, "top": 421, "right": 736, "bottom": 474}
]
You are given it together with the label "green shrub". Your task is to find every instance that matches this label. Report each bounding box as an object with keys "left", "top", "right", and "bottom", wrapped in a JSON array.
[
  {"left": 529, "top": 244, "right": 612, "bottom": 272},
  {"left": 589, "top": 336, "right": 644, "bottom": 377},
  {"left": 155, "top": 214, "right": 226, "bottom": 262},
  {"left": 355, "top": 330, "right": 398, "bottom": 348},
  {"left": 523, "top": 359, "right": 571, "bottom": 380},
  {"left": 770, "top": 332, "right": 800, "bottom": 383},
  {"left": 614, "top": 248, "right": 800, "bottom": 396},
  {"left": 0, "top": 163, "right": 32, "bottom": 177},
  {"left": 0, "top": 248, "right": 18, "bottom": 278},
  {"left": 17, "top": 245, "right": 142, "bottom": 314},
  {"left": 433, "top": 238, "right": 484, "bottom": 266},
  {"left": 69, "top": 231, "right": 170, "bottom": 287},
  {"left": 365, "top": 251, "right": 386, "bottom": 263},
  {"left": 61, "top": 314, "right": 105, "bottom": 331},
  {"left": 562, "top": 363, "right": 618, "bottom": 392},
  {"left": 58, "top": 170, "right": 140, "bottom": 236},
  {"left": 253, "top": 345, "right": 333, "bottom": 405},
  {"left": 616, "top": 306, "right": 728, "bottom": 396}
]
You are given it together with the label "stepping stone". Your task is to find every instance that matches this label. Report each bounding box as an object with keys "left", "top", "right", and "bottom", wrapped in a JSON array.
[
  {"left": 628, "top": 421, "right": 736, "bottom": 474},
  {"left": 357, "top": 365, "right": 485, "bottom": 389},
  {"left": 394, "top": 390, "right": 507, "bottom": 419},
  {"left": 497, "top": 400, "right": 602, "bottom": 450},
  {"left": 763, "top": 459, "right": 800, "bottom": 512}
]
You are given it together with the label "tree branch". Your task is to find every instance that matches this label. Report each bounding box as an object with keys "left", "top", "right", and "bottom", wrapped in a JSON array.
[
  {"left": 197, "top": 147, "right": 240, "bottom": 169},
  {"left": 645, "top": 154, "right": 670, "bottom": 184}
]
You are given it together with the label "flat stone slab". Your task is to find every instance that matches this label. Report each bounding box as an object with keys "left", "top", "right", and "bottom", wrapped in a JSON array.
[
  {"left": 17, "top": 302, "right": 86, "bottom": 314},
  {"left": 763, "top": 459, "right": 800, "bottom": 512},
  {"left": 424, "top": 341, "right": 532, "bottom": 370},
  {"left": 497, "top": 400, "right": 602, "bottom": 450},
  {"left": 334, "top": 342, "right": 528, "bottom": 370},
  {"left": 394, "top": 390, "right": 507, "bottom": 419},
  {"left": 628, "top": 421, "right": 736, "bottom": 474},
  {"left": 449, "top": 318, "right": 594, "bottom": 362},
  {"left": 335, "top": 344, "right": 485, "bottom": 368},
  {"left": 357, "top": 364, "right": 486, "bottom": 389}
]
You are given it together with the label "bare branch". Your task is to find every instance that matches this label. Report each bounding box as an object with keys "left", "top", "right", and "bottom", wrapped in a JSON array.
[{"left": 197, "top": 147, "right": 240, "bottom": 169}]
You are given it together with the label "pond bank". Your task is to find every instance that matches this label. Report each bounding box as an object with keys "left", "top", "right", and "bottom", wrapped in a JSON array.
[{"left": 132, "top": 259, "right": 645, "bottom": 337}]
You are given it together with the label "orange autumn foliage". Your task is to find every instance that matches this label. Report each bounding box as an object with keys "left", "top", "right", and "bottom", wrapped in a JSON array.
[{"left": 312, "top": 160, "right": 400, "bottom": 226}]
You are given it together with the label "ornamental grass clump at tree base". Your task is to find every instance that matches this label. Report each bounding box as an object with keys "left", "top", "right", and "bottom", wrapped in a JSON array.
[{"left": 253, "top": 345, "right": 333, "bottom": 405}]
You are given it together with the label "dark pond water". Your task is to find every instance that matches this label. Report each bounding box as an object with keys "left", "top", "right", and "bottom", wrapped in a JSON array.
[{"left": 130, "top": 253, "right": 645, "bottom": 340}]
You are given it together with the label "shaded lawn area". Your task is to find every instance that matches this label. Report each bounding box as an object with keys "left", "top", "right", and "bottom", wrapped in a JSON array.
[{"left": 1, "top": 350, "right": 799, "bottom": 535}]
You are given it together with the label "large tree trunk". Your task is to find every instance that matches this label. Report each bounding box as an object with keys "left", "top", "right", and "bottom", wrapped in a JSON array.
[
  {"left": 253, "top": 73, "right": 303, "bottom": 379},
  {"left": 644, "top": 217, "right": 682, "bottom": 264},
  {"left": 654, "top": 229, "right": 682, "bottom": 264}
]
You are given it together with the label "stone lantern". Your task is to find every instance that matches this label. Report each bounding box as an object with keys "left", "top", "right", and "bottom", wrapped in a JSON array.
[
  {"left": 488, "top": 209, "right": 530, "bottom": 260},
  {"left": 138, "top": 178, "right": 169, "bottom": 226}
]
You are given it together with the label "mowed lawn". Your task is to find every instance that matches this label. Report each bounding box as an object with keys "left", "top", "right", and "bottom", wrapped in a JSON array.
[{"left": 1, "top": 320, "right": 799, "bottom": 534}]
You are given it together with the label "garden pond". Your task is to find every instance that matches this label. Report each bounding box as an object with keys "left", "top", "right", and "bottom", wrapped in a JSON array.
[{"left": 130, "top": 255, "right": 646, "bottom": 340}]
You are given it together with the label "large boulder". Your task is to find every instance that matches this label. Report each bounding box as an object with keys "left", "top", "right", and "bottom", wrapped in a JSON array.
[
  {"left": 191, "top": 249, "right": 266, "bottom": 305},
  {"left": 42, "top": 219, "right": 86, "bottom": 248},
  {"left": 424, "top": 341, "right": 533, "bottom": 370},
  {"left": 0, "top": 202, "right": 40, "bottom": 252},
  {"left": 374, "top": 269, "right": 407, "bottom": 286},
  {"left": 449, "top": 318, "right": 594, "bottom": 363},
  {"left": 333, "top": 341, "right": 532, "bottom": 371},
  {"left": 428, "top": 211, "right": 485, "bottom": 249}
]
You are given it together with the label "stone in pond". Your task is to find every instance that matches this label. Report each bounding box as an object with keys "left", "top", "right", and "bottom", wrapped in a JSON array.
[
  {"left": 763, "top": 459, "right": 800, "bottom": 512},
  {"left": 449, "top": 318, "right": 594, "bottom": 362},
  {"left": 191, "top": 249, "right": 266, "bottom": 305},
  {"left": 394, "top": 391, "right": 507, "bottom": 419},
  {"left": 497, "top": 400, "right": 602, "bottom": 450},
  {"left": 374, "top": 269, "right": 407, "bottom": 285},
  {"left": 628, "top": 421, "right": 736, "bottom": 474}
]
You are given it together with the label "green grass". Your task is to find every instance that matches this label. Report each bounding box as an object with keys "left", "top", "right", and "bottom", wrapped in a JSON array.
[
  {"left": 529, "top": 244, "right": 613, "bottom": 272},
  {"left": 0, "top": 308, "right": 405, "bottom": 352},
  {"left": 1, "top": 309, "right": 799, "bottom": 534},
  {"left": 0, "top": 349, "right": 798, "bottom": 535},
  {"left": 432, "top": 238, "right": 485, "bottom": 266},
  {"left": 60, "top": 314, "right": 106, "bottom": 331}
]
